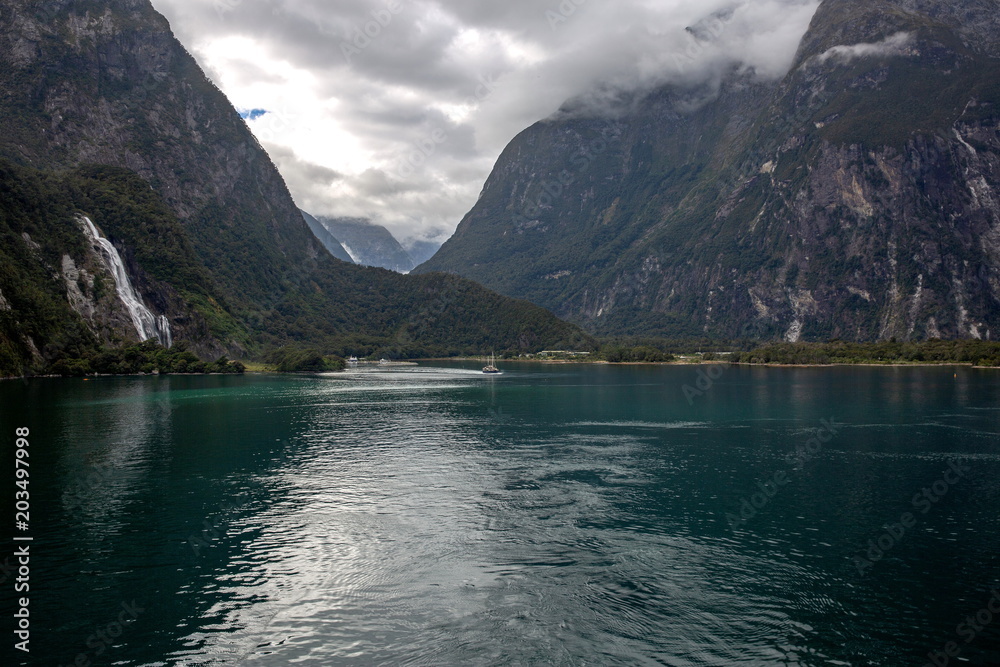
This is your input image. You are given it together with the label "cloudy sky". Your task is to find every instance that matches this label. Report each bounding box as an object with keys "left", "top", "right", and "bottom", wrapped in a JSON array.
[{"left": 149, "top": 0, "right": 820, "bottom": 247}]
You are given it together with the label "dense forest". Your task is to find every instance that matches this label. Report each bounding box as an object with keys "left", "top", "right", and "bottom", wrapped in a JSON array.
[
  {"left": 49, "top": 341, "right": 245, "bottom": 376},
  {"left": 730, "top": 340, "right": 1000, "bottom": 366},
  {"left": 0, "top": 159, "right": 590, "bottom": 377}
]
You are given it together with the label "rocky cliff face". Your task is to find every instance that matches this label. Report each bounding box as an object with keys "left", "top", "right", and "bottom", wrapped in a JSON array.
[
  {"left": 0, "top": 0, "right": 586, "bottom": 373},
  {"left": 0, "top": 0, "right": 319, "bottom": 307},
  {"left": 418, "top": 0, "right": 1000, "bottom": 341}
]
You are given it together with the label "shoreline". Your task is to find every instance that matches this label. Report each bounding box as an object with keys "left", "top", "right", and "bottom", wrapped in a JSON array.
[
  {"left": 4, "top": 360, "right": 997, "bottom": 382},
  {"left": 415, "top": 358, "right": 999, "bottom": 369}
]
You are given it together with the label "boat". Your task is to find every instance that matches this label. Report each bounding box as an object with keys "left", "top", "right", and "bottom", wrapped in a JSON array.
[
  {"left": 379, "top": 358, "right": 389, "bottom": 366},
  {"left": 483, "top": 352, "right": 501, "bottom": 374},
  {"left": 348, "top": 356, "right": 359, "bottom": 364}
]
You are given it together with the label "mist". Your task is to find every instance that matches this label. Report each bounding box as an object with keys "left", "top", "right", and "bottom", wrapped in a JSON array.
[{"left": 150, "top": 0, "right": 821, "bottom": 243}]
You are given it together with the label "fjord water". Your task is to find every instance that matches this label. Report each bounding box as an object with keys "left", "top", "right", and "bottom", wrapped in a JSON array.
[{"left": 3, "top": 364, "right": 999, "bottom": 666}]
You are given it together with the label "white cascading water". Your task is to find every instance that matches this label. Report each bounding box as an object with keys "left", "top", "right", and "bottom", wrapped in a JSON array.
[{"left": 80, "top": 216, "right": 172, "bottom": 347}]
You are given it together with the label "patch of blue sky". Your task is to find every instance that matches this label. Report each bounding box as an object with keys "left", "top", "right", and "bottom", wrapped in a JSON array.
[{"left": 238, "top": 108, "right": 268, "bottom": 121}]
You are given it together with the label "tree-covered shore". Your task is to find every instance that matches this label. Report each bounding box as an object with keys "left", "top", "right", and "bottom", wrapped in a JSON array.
[
  {"left": 23, "top": 341, "right": 245, "bottom": 378},
  {"left": 11, "top": 338, "right": 1000, "bottom": 380},
  {"left": 728, "top": 340, "right": 1000, "bottom": 367}
]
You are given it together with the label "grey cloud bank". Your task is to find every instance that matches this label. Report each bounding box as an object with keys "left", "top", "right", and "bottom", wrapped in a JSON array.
[{"left": 150, "top": 0, "right": 820, "bottom": 245}]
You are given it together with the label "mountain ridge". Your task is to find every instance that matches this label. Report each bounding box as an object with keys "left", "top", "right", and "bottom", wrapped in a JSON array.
[
  {"left": 316, "top": 216, "right": 416, "bottom": 273},
  {"left": 301, "top": 210, "right": 355, "bottom": 264},
  {"left": 417, "top": 0, "right": 1000, "bottom": 341},
  {"left": 300, "top": 212, "right": 445, "bottom": 273},
  {"left": 0, "top": 0, "right": 590, "bottom": 375}
]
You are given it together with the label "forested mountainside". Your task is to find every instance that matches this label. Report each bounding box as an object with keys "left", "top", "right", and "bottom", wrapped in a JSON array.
[
  {"left": 0, "top": 0, "right": 587, "bottom": 375},
  {"left": 418, "top": 0, "right": 1000, "bottom": 341}
]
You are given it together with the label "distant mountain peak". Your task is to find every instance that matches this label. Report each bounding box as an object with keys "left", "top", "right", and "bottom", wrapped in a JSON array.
[
  {"left": 300, "top": 210, "right": 354, "bottom": 264},
  {"left": 313, "top": 216, "right": 416, "bottom": 273}
]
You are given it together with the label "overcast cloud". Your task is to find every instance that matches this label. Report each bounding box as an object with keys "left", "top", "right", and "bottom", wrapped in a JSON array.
[{"left": 149, "top": 0, "right": 820, "bottom": 247}]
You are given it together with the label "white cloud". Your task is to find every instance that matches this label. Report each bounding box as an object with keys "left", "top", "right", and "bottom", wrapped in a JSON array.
[
  {"left": 815, "top": 31, "right": 915, "bottom": 65},
  {"left": 150, "top": 0, "right": 820, "bottom": 243}
]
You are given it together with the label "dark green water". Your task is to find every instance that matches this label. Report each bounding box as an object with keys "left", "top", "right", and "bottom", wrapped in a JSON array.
[{"left": 1, "top": 363, "right": 999, "bottom": 666}]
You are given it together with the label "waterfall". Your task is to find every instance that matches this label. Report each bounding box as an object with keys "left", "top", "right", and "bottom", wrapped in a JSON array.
[
  {"left": 80, "top": 216, "right": 172, "bottom": 347},
  {"left": 157, "top": 315, "right": 172, "bottom": 349}
]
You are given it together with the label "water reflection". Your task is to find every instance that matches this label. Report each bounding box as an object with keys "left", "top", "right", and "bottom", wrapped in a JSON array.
[
  {"left": 57, "top": 379, "right": 171, "bottom": 552},
  {"left": 6, "top": 365, "right": 999, "bottom": 665}
]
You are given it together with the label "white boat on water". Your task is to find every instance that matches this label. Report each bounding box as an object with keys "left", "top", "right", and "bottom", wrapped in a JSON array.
[
  {"left": 348, "top": 356, "right": 359, "bottom": 364},
  {"left": 483, "top": 352, "right": 501, "bottom": 374}
]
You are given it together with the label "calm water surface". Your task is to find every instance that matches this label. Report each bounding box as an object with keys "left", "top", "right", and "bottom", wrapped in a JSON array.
[{"left": 1, "top": 363, "right": 999, "bottom": 666}]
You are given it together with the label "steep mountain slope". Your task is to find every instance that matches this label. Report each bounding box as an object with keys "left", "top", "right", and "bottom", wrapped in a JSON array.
[
  {"left": 0, "top": 0, "right": 587, "bottom": 374},
  {"left": 418, "top": 0, "right": 1000, "bottom": 341},
  {"left": 0, "top": 159, "right": 238, "bottom": 372},
  {"left": 301, "top": 210, "right": 354, "bottom": 264},
  {"left": 317, "top": 217, "right": 416, "bottom": 273},
  {"left": 405, "top": 238, "right": 444, "bottom": 267}
]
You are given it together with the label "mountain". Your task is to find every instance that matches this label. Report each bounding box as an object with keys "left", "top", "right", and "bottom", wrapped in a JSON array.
[
  {"left": 0, "top": 0, "right": 588, "bottom": 375},
  {"left": 302, "top": 213, "right": 443, "bottom": 272},
  {"left": 301, "top": 210, "right": 354, "bottom": 264},
  {"left": 417, "top": 0, "right": 1000, "bottom": 341},
  {"left": 316, "top": 217, "right": 416, "bottom": 273},
  {"left": 405, "top": 238, "right": 445, "bottom": 267}
]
